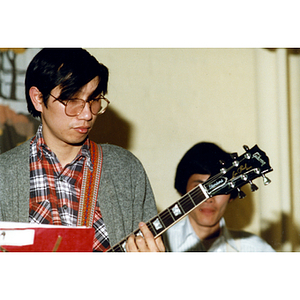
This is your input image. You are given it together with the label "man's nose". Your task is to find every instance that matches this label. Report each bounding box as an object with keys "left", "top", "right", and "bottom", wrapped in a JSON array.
[
  {"left": 78, "top": 102, "right": 93, "bottom": 120},
  {"left": 206, "top": 197, "right": 215, "bottom": 203}
]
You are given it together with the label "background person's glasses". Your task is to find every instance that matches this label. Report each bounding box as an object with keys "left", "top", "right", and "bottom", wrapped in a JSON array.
[{"left": 50, "top": 94, "right": 110, "bottom": 117}]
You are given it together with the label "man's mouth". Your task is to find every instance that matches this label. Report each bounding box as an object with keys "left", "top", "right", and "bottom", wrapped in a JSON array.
[
  {"left": 199, "top": 208, "right": 215, "bottom": 214},
  {"left": 74, "top": 126, "right": 90, "bottom": 134}
]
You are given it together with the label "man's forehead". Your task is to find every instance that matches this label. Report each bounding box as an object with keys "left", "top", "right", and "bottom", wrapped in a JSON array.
[
  {"left": 189, "top": 174, "right": 210, "bottom": 183},
  {"left": 54, "top": 76, "right": 100, "bottom": 96}
]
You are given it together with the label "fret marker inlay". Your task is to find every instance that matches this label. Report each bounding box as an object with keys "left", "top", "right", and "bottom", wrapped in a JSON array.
[
  {"left": 171, "top": 204, "right": 182, "bottom": 217},
  {"left": 136, "top": 230, "right": 143, "bottom": 237},
  {"left": 121, "top": 241, "right": 126, "bottom": 251},
  {"left": 153, "top": 218, "right": 163, "bottom": 230}
]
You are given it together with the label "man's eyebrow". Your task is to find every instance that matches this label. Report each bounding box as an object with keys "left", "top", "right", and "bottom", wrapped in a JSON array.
[{"left": 71, "top": 91, "right": 101, "bottom": 100}]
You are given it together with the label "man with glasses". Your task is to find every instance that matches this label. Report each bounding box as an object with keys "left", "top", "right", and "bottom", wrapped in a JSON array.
[{"left": 0, "top": 48, "right": 165, "bottom": 252}]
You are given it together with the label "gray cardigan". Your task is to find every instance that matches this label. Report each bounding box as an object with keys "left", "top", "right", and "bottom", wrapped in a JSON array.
[{"left": 0, "top": 139, "right": 157, "bottom": 247}]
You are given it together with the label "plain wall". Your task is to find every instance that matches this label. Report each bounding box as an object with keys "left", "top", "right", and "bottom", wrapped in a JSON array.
[{"left": 87, "top": 48, "right": 262, "bottom": 234}]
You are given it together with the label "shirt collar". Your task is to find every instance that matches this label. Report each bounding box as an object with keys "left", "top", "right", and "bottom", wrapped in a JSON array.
[
  {"left": 32, "top": 123, "right": 93, "bottom": 171},
  {"left": 183, "top": 216, "right": 198, "bottom": 240},
  {"left": 172, "top": 216, "right": 203, "bottom": 251},
  {"left": 210, "top": 217, "right": 240, "bottom": 251},
  {"left": 181, "top": 216, "right": 240, "bottom": 252}
]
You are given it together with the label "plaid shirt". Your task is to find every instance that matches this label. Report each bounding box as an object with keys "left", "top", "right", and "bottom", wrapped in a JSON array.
[{"left": 29, "top": 124, "right": 110, "bottom": 251}]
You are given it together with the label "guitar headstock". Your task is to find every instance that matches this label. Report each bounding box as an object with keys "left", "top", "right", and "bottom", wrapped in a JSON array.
[{"left": 202, "top": 145, "right": 273, "bottom": 199}]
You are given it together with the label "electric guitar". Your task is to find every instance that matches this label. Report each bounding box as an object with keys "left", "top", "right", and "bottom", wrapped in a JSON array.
[{"left": 107, "top": 144, "right": 273, "bottom": 252}]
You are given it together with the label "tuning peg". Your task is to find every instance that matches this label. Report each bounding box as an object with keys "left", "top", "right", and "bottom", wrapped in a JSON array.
[
  {"left": 249, "top": 180, "right": 259, "bottom": 192},
  {"left": 236, "top": 187, "right": 246, "bottom": 199},
  {"left": 219, "top": 160, "right": 227, "bottom": 174},
  {"left": 262, "top": 174, "right": 271, "bottom": 185},
  {"left": 243, "top": 145, "right": 249, "bottom": 151},
  {"left": 220, "top": 167, "right": 227, "bottom": 174},
  {"left": 230, "top": 152, "right": 238, "bottom": 160},
  {"left": 219, "top": 160, "right": 226, "bottom": 165}
]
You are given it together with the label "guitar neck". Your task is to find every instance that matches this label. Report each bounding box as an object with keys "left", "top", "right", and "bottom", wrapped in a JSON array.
[
  {"left": 107, "top": 144, "right": 273, "bottom": 252},
  {"left": 107, "top": 184, "right": 209, "bottom": 252}
]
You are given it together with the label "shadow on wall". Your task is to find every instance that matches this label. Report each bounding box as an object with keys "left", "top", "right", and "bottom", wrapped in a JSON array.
[
  {"left": 89, "top": 107, "right": 132, "bottom": 149},
  {"left": 261, "top": 212, "right": 300, "bottom": 252},
  {"left": 224, "top": 184, "right": 300, "bottom": 251},
  {"left": 0, "top": 105, "right": 40, "bottom": 153},
  {"left": 224, "top": 184, "right": 255, "bottom": 232}
]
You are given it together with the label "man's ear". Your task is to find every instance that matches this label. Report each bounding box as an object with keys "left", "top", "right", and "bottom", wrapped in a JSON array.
[{"left": 29, "top": 86, "right": 44, "bottom": 113}]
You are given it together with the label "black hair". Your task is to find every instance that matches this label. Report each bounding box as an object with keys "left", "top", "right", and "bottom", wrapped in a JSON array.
[
  {"left": 174, "top": 142, "right": 238, "bottom": 199},
  {"left": 25, "top": 48, "right": 109, "bottom": 118}
]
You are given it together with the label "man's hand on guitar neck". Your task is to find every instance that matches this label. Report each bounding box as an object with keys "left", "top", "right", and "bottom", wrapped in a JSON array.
[{"left": 125, "top": 222, "right": 165, "bottom": 252}]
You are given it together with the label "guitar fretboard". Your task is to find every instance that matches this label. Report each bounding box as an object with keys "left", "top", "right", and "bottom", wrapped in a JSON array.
[{"left": 107, "top": 184, "right": 209, "bottom": 252}]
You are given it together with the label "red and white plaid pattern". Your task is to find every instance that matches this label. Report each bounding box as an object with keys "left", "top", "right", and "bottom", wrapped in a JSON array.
[{"left": 29, "top": 124, "right": 110, "bottom": 251}]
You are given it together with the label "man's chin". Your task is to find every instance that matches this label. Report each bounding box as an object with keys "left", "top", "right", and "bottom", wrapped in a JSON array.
[{"left": 68, "top": 135, "right": 89, "bottom": 147}]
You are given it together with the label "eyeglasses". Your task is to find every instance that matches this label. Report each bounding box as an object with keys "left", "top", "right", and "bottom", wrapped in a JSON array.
[{"left": 49, "top": 93, "right": 110, "bottom": 117}]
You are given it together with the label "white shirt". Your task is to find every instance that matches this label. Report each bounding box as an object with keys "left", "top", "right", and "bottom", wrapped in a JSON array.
[{"left": 163, "top": 217, "right": 275, "bottom": 252}]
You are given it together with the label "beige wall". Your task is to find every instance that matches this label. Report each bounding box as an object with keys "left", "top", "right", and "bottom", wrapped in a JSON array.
[
  {"left": 87, "top": 48, "right": 300, "bottom": 251},
  {"left": 87, "top": 48, "right": 262, "bottom": 231}
]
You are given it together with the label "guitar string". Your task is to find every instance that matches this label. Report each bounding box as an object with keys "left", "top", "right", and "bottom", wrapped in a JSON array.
[
  {"left": 108, "top": 188, "right": 206, "bottom": 251},
  {"left": 109, "top": 188, "right": 207, "bottom": 251},
  {"left": 155, "top": 187, "right": 205, "bottom": 227},
  {"left": 150, "top": 156, "right": 248, "bottom": 233},
  {"left": 110, "top": 156, "right": 249, "bottom": 250}
]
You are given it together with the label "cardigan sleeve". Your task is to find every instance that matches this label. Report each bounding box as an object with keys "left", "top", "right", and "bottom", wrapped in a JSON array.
[
  {"left": 0, "top": 139, "right": 31, "bottom": 222},
  {"left": 97, "top": 144, "right": 158, "bottom": 246}
]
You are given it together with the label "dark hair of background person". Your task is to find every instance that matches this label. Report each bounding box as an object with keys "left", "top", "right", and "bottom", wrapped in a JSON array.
[{"left": 174, "top": 141, "right": 238, "bottom": 199}]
